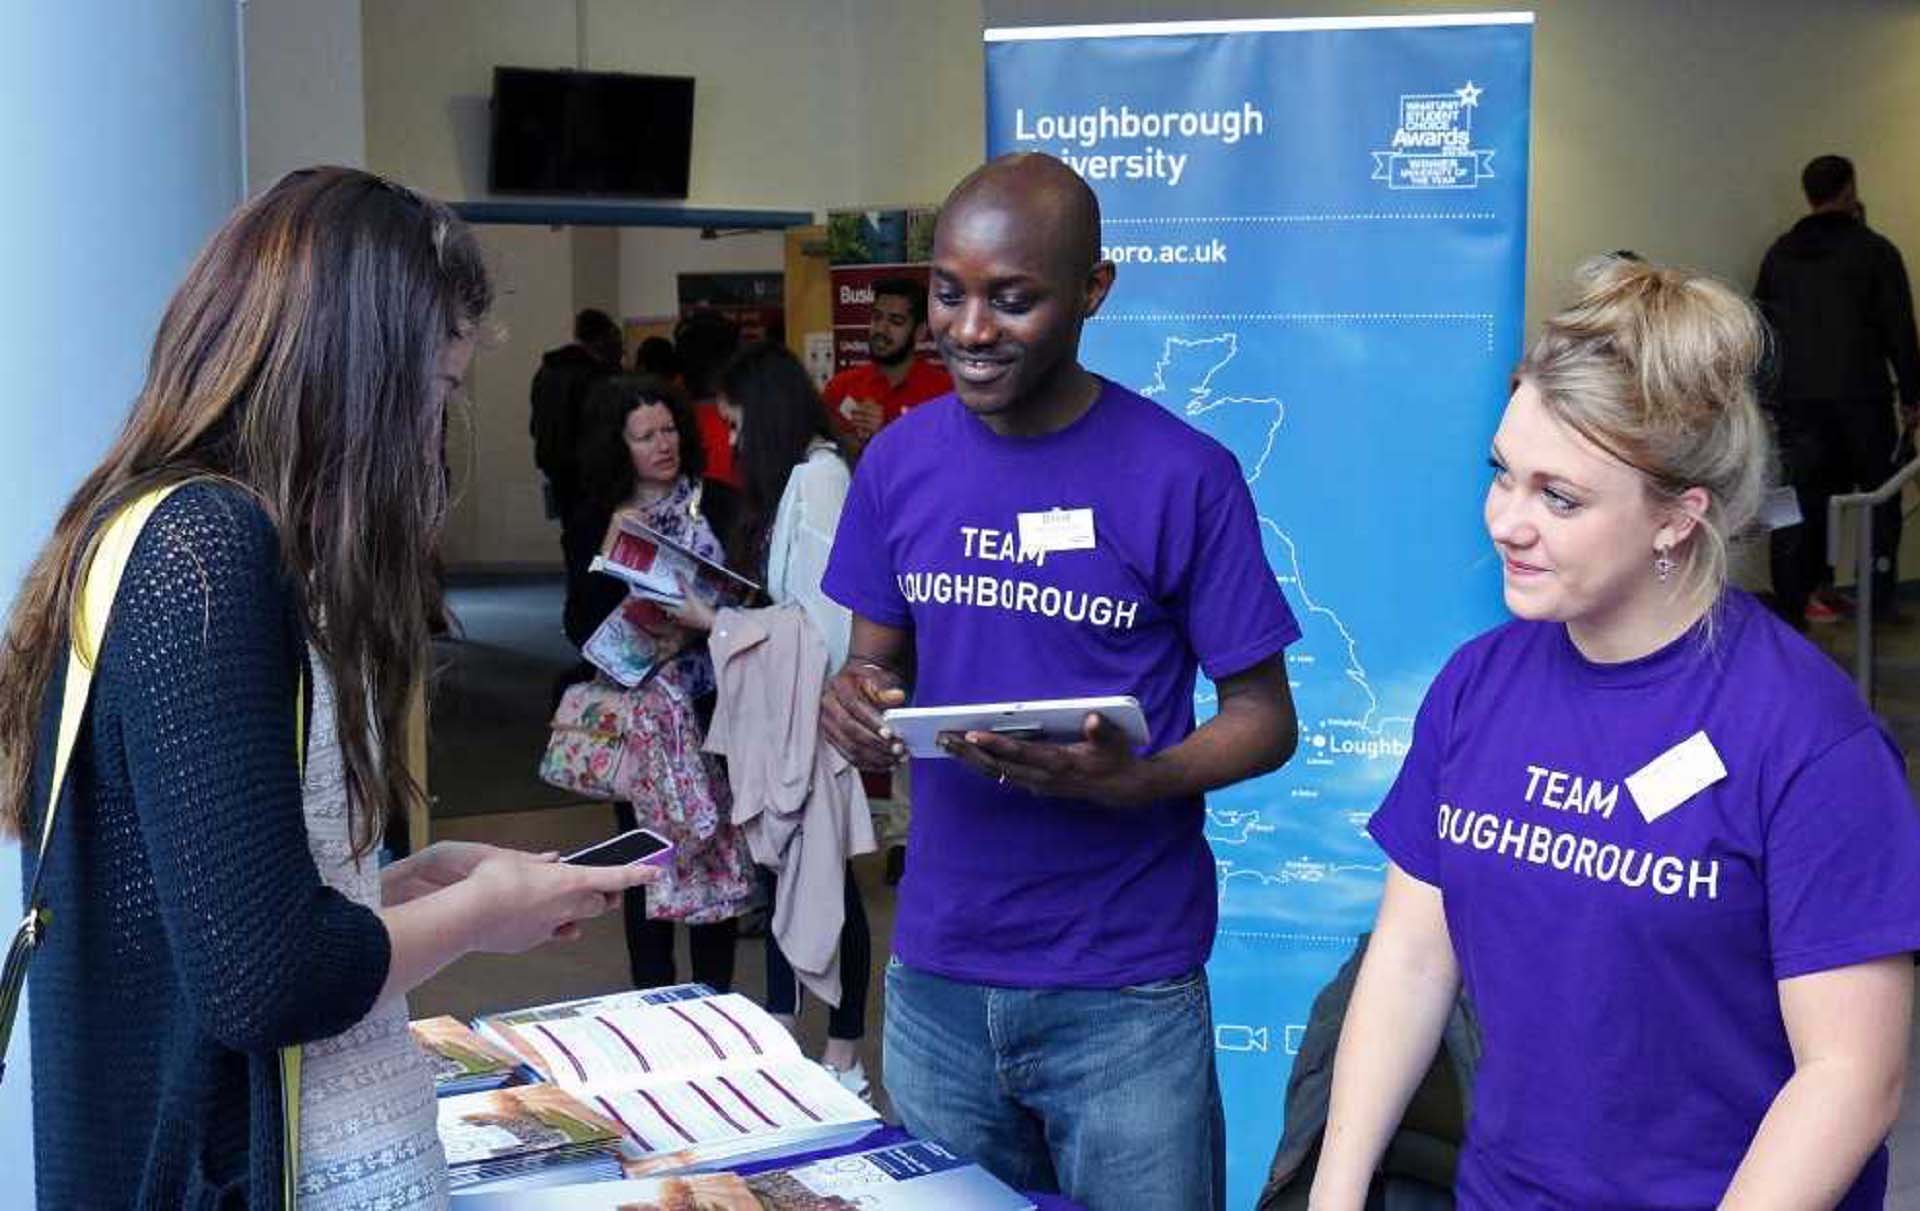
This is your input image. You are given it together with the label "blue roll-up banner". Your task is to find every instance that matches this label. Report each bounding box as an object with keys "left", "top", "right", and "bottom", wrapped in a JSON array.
[{"left": 985, "top": 14, "right": 1532, "bottom": 1207}]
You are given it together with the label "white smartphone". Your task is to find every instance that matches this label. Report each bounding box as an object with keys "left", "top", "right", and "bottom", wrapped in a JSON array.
[
  {"left": 563, "top": 827, "right": 675, "bottom": 869},
  {"left": 882, "top": 695, "right": 1149, "bottom": 759}
]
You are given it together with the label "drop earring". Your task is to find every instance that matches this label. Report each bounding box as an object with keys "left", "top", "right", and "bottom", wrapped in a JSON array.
[{"left": 1654, "top": 546, "right": 1675, "bottom": 583}]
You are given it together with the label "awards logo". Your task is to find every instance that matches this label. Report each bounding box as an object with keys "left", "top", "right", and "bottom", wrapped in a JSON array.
[{"left": 1371, "top": 81, "right": 1496, "bottom": 191}]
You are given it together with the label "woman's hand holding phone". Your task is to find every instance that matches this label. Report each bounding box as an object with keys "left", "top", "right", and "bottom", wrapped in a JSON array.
[
  {"left": 376, "top": 845, "right": 657, "bottom": 1001},
  {"left": 453, "top": 851, "right": 657, "bottom": 952}
]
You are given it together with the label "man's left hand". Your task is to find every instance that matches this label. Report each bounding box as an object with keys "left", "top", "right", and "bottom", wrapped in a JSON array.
[{"left": 941, "top": 713, "right": 1164, "bottom": 808}]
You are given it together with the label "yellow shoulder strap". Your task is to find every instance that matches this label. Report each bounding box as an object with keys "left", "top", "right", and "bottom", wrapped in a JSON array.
[
  {"left": 281, "top": 1042, "right": 302, "bottom": 1206},
  {"left": 38, "top": 485, "right": 190, "bottom": 866}
]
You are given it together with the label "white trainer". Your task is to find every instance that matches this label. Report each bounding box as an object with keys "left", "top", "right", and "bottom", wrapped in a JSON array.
[{"left": 820, "top": 1057, "right": 871, "bottom": 1102}]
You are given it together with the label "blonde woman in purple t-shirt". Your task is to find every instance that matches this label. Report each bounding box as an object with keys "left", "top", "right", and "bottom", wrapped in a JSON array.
[{"left": 1314, "top": 257, "right": 1920, "bottom": 1209}]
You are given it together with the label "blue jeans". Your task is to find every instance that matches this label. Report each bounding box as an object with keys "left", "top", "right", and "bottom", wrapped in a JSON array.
[{"left": 883, "top": 958, "right": 1225, "bottom": 1211}]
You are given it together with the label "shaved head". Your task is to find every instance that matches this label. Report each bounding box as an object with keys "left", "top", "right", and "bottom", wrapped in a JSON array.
[
  {"left": 939, "top": 153, "right": 1103, "bottom": 280},
  {"left": 926, "top": 154, "right": 1115, "bottom": 429}
]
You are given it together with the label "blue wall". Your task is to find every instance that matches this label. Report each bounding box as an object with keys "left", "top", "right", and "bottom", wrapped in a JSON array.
[{"left": 0, "top": 2, "right": 243, "bottom": 1193}]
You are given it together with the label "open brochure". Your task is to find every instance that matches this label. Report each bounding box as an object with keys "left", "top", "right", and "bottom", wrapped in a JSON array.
[
  {"left": 474, "top": 990, "right": 879, "bottom": 1173},
  {"left": 449, "top": 1139, "right": 1035, "bottom": 1209},
  {"left": 438, "top": 1084, "right": 626, "bottom": 1190},
  {"left": 411, "top": 1015, "right": 526, "bottom": 1097},
  {"left": 591, "top": 513, "right": 759, "bottom": 609}
]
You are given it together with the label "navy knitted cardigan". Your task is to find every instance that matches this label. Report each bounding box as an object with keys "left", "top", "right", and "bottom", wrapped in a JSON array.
[{"left": 23, "top": 483, "right": 391, "bottom": 1208}]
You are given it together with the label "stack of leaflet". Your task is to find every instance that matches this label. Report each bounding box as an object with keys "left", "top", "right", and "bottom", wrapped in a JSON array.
[
  {"left": 438, "top": 1084, "right": 626, "bottom": 1190},
  {"left": 411, "top": 1015, "right": 525, "bottom": 1097},
  {"left": 449, "top": 1138, "right": 1037, "bottom": 1210},
  {"left": 741, "top": 1138, "right": 1037, "bottom": 1210},
  {"left": 473, "top": 988, "right": 880, "bottom": 1175},
  {"left": 451, "top": 1172, "right": 760, "bottom": 1210}
]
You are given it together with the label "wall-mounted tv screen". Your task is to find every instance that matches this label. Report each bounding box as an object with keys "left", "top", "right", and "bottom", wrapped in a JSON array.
[{"left": 489, "top": 66, "right": 694, "bottom": 198}]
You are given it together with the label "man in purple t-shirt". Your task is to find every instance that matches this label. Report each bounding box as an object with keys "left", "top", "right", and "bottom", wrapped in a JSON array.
[{"left": 819, "top": 154, "right": 1302, "bottom": 1211}]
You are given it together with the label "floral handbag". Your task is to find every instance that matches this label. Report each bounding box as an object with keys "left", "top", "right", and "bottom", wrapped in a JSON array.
[{"left": 539, "top": 677, "right": 640, "bottom": 800}]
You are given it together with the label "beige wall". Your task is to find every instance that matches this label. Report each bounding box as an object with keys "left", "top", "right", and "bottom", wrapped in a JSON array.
[
  {"left": 446, "top": 225, "right": 578, "bottom": 569},
  {"left": 576, "top": 0, "right": 857, "bottom": 212},
  {"left": 831, "top": 2, "right": 985, "bottom": 211},
  {"left": 572, "top": 227, "right": 622, "bottom": 320},
  {"left": 618, "top": 228, "right": 786, "bottom": 323},
  {"left": 362, "top": 0, "right": 576, "bottom": 204},
  {"left": 244, "top": 0, "right": 367, "bottom": 193},
  {"left": 363, "top": 0, "right": 984, "bottom": 215},
  {"left": 1521, "top": 0, "right": 1920, "bottom": 330},
  {"left": 362, "top": 0, "right": 983, "bottom": 570}
]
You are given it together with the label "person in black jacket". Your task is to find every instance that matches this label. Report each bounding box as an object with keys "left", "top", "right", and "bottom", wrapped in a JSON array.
[
  {"left": 1755, "top": 154, "right": 1920, "bottom": 626},
  {"left": 530, "top": 307, "right": 625, "bottom": 526}
]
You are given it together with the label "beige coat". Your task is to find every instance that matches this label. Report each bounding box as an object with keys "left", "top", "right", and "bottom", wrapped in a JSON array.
[{"left": 704, "top": 603, "right": 874, "bottom": 1007}]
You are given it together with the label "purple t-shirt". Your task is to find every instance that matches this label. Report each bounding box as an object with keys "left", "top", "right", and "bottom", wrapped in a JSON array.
[
  {"left": 823, "top": 379, "right": 1300, "bottom": 987},
  {"left": 1370, "top": 588, "right": 1920, "bottom": 1208}
]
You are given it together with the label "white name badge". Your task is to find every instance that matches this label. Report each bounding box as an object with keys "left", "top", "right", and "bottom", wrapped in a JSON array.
[
  {"left": 1017, "top": 507, "right": 1097, "bottom": 556},
  {"left": 1626, "top": 731, "right": 1727, "bottom": 824}
]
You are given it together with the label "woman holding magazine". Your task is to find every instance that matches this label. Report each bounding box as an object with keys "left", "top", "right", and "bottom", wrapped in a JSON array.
[
  {"left": 564, "top": 375, "right": 755, "bottom": 993},
  {"left": 0, "top": 168, "right": 653, "bottom": 1210},
  {"left": 662, "top": 343, "right": 874, "bottom": 1099}
]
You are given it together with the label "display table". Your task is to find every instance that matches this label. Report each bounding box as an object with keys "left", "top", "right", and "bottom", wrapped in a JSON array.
[{"left": 733, "top": 1123, "right": 1088, "bottom": 1210}]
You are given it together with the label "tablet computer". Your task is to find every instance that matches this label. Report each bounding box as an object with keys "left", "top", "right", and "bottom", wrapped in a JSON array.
[{"left": 882, "top": 695, "right": 1148, "bottom": 759}]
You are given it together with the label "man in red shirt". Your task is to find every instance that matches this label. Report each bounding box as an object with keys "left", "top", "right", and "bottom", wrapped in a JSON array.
[{"left": 822, "top": 276, "right": 952, "bottom": 449}]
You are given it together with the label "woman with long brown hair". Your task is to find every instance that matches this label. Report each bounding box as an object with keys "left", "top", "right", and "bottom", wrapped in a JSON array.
[{"left": 0, "top": 167, "right": 652, "bottom": 1208}]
